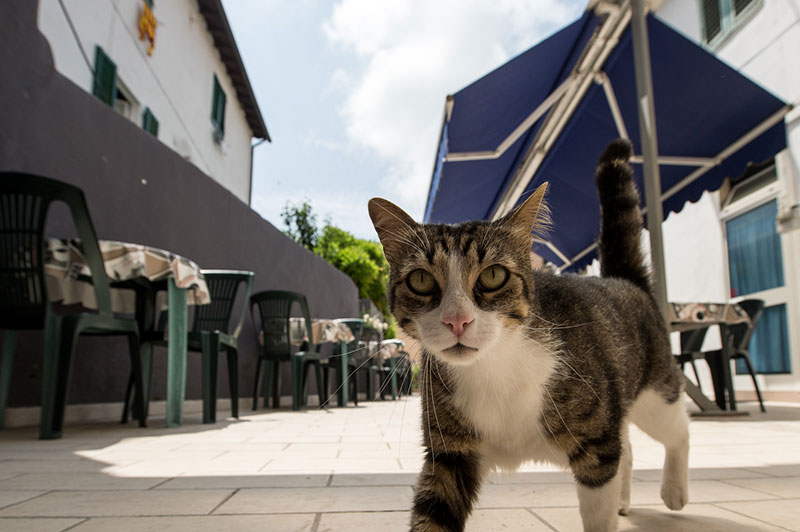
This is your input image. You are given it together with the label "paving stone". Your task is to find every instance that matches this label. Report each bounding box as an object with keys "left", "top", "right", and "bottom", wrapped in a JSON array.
[
  {"left": 0, "top": 517, "right": 84, "bottom": 532},
  {"left": 716, "top": 498, "right": 800, "bottom": 531},
  {"left": 68, "top": 514, "right": 315, "bottom": 532},
  {"left": 215, "top": 486, "right": 413, "bottom": 514},
  {"left": 317, "top": 511, "right": 410, "bottom": 531},
  {"left": 723, "top": 477, "right": 800, "bottom": 498},
  {"left": 534, "top": 503, "right": 786, "bottom": 531},
  {"left": 0, "top": 490, "right": 233, "bottom": 517},
  {"left": 0, "top": 491, "right": 47, "bottom": 511}
]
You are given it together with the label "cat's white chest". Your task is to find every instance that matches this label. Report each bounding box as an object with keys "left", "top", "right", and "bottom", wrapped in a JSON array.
[{"left": 450, "top": 332, "right": 562, "bottom": 469}]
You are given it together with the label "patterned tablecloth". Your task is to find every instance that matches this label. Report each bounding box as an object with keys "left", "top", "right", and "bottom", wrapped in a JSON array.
[
  {"left": 44, "top": 238, "right": 210, "bottom": 313},
  {"left": 668, "top": 301, "right": 750, "bottom": 331},
  {"left": 258, "top": 318, "right": 356, "bottom": 347}
]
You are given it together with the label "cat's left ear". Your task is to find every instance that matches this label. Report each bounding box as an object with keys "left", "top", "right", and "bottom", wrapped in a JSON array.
[{"left": 504, "top": 182, "right": 550, "bottom": 237}]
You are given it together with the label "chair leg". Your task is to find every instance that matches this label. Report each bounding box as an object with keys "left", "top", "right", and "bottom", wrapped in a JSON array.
[
  {"left": 200, "top": 333, "right": 220, "bottom": 424},
  {"left": 252, "top": 356, "right": 263, "bottom": 411},
  {"left": 270, "top": 361, "right": 280, "bottom": 409},
  {"left": 41, "top": 318, "right": 78, "bottom": 440},
  {"left": 126, "top": 333, "right": 147, "bottom": 428},
  {"left": 740, "top": 354, "right": 767, "bottom": 413},
  {"left": 226, "top": 347, "right": 239, "bottom": 418},
  {"left": 121, "top": 372, "right": 134, "bottom": 424},
  {"left": 0, "top": 331, "right": 17, "bottom": 429},
  {"left": 301, "top": 359, "right": 312, "bottom": 406},
  {"left": 689, "top": 360, "right": 703, "bottom": 393},
  {"left": 321, "top": 365, "right": 329, "bottom": 408},
  {"left": 290, "top": 356, "right": 302, "bottom": 411},
  {"left": 352, "top": 366, "right": 358, "bottom": 406},
  {"left": 315, "top": 361, "right": 324, "bottom": 407}
]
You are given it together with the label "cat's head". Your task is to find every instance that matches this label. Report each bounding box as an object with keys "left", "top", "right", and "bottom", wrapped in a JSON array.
[{"left": 368, "top": 183, "right": 549, "bottom": 366}]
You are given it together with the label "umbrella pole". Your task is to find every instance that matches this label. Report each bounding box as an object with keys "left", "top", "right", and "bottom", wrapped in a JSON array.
[{"left": 631, "top": 0, "right": 670, "bottom": 324}]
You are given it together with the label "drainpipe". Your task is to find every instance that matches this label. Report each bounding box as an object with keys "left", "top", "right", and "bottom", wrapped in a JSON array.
[{"left": 248, "top": 137, "right": 267, "bottom": 208}]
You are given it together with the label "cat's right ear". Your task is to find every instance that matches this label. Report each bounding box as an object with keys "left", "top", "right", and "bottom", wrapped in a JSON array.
[{"left": 368, "top": 198, "right": 418, "bottom": 263}]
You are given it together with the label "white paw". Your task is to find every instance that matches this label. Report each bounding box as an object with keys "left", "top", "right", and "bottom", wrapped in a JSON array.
[
  {"left": 661, "top": 481, "right": 688, "bottom": 511},
  {"left": 617, "top": 504, "right": 630, "bottom": 516}
]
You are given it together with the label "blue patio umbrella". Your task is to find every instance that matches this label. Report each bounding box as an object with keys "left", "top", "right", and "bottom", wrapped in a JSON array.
[{"left": 424, "top": 1, "right": 790, "bottom": 318}]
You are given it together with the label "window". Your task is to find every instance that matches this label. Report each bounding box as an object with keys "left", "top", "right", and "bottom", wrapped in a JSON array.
[
  {"left": 726, "top": 199, "right": 791, "bottom": 374},
  {"left": 701, "top": 0, "right": 761, "bottom": 46},
  {"left": 211, "top": 74, "right": 226, "bottom": 139},
  {"left": 142, "top": 107, "right": 159, "bottom": 138},
  {"left": 726, "top": 200, "right": 783, "bottom": 297},
  {"left": 93, "top": 46, "right": 117, "bottom": 106}
]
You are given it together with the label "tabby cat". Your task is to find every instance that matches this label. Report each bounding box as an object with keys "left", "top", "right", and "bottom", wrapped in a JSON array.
[{"left": 368, "top": 140, "right": 689, "bottom": 532}]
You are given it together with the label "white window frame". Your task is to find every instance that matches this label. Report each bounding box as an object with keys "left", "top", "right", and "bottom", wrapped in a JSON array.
[{"left": 700, "top": 0, "right": 763, "bottom": 49}]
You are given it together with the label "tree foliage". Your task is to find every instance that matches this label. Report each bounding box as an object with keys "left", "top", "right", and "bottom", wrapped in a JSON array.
[
  {"left": 281, "top": 200, "right": 391, "bottom": 325},
  {"left": 281, "top": 200, "right": 318, "bottom": 251}
]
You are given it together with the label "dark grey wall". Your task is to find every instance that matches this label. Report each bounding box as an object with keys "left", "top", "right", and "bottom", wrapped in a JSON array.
[{"left": 0, "top": 1, "right": 359, "bottom": 408}]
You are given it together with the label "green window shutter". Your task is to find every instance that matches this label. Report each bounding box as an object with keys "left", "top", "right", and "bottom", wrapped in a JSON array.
[
  {"left": 93, "top": 46, "right": 117, "bottom": 106},
  {"left": 142, "top": 107, "right": 159, "bottom": 137},
  {"left": 211, "top": 74, "right": 226, "bottom": 135}
]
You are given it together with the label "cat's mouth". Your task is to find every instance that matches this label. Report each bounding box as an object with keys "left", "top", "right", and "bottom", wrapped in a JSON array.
[{"left": 441, "top": 343, "right": 479, "bottom": 356}]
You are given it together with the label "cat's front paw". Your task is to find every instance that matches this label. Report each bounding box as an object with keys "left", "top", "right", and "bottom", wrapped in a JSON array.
[
  {"left": 660, "top": 481, "right": 688, "bottom": 511},
  {"left": 617, "top": 501, "right": 630, "bottom": 516}
]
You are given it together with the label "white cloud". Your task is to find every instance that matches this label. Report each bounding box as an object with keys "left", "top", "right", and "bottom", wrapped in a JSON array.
[{"left": 323, "top": 0, "right": 584, "bottom": 216}]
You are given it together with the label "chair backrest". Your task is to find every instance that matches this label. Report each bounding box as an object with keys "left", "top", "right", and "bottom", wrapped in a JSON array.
[
  {"left": 0, "top": 172, "right": 113, "bottom": 329},
  {"left": 250, "top": 290, "right": 313, "bottom": 359},
  {"left": 730, "top": 299, "right": 765, "bottom": 353},
  {"left": 191, "top": 270, "right": 254, "bottom": 336}
]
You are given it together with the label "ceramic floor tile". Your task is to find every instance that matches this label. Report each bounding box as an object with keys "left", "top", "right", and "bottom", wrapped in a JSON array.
[
  {"left": 0, "top": 491, "right": 47, "bottom": 510},
  {"left": 716, "top": 498, "right": 800, "bottom": 531},
  {"left": 476, "top": 483, "right": 579, "bottom": 508},
  {"left": 0, "top": 490, "right": 233, "bottom": 517},
  {"left": 317, "top": 511, "right": 410, "bottom": 531},
  {"left": 329, "top": 472, "right": 418, "bottom": 486},
  {"left": 157, "top": 473, "right": 330, "bottom": 489},
  {"left": 215, "top": 486, "right": 413, "bottom": 514},
  {"left": 465, "top": 508, "right": 554, "bottom": 531},
  {"left": 0, "top": 517, "right": 84, "bottom": 532},
  {"left": 68, "top": 514, "right": 315, "bottom": 532},
  {"left": 534, "top": 504, "right": 785, "bottom": 532},
  {"left": 2, "top": 473, "right": 164, "bottom": 491},
  {"left": 723, "top": 477, "right": 800, "bottom": 498}
]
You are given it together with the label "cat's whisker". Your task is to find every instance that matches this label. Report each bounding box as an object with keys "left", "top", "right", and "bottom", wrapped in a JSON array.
[{"left": 427, "top": 356, "right": 448, "bottom": 455}]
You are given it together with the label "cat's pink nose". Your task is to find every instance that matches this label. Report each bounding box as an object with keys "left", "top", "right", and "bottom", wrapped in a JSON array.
[{"left": 443, "top": 315, "right": 474, "bottom": 338}]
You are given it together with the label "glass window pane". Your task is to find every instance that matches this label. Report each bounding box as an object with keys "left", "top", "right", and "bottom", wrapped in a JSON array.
[
  {"left": 733, "top": 0, "right": 754, "bottom": 15},
  {"left": 702, "top": 0, "right": 722, "bottom": 42},
  {"left": 726, "top": 200, "right": 784, "bottom": 296},
  {"left": 736, "top": 304, "right": 791, "bottom": 374}
]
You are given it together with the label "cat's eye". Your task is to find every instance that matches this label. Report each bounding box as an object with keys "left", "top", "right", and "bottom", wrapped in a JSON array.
[
  {"left": 478, "top": 265, "right": 508, "bottom": 291},
  {"left": 407, "top": 269, "right": 436, "bottom": 295}
]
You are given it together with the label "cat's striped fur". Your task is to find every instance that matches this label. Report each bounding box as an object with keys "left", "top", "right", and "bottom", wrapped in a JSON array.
[{"left": 368, "top": 139, "right": 688, "bottom": 532}]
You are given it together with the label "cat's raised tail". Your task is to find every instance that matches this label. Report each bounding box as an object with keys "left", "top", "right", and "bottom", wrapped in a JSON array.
[{"left": 594, "top": 139, "right": 651, "bottom": 294}]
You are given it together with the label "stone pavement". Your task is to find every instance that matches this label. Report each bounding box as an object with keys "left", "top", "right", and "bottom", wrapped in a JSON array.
[{"left": 0, "top": 396, "right": 799, "bottom": 531}]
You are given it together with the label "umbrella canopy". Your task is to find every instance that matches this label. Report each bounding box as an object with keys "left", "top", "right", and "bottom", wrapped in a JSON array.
[{"left": 424, "top": 5, "right": 790, "bottom": 272}]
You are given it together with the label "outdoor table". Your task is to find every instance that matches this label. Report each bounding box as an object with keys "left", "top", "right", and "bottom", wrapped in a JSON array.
[
  {"left": 669, "top": 301, "right": 751, "bottom": 416},
  {"left": 285, "top": 317, "right": 356, "bottom": 406},
  {"left": 45, "top": 238, "right": 210, "bottom": 427}
]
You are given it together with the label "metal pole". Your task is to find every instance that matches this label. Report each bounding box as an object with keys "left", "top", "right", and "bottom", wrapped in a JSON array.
[{"left": 631, "top": 0, "right": 670, "bottom": 323}]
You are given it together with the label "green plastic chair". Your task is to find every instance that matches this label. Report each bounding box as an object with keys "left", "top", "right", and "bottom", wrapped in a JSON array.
[
  {"left": 0, "top": 172, "right": 146, "bottom": 439},
  {"left": 250, "top": 291, "right": 324, "bottom": 411},
  {"left": 122, "top": 270, "right": 254, "bottom": 424}
]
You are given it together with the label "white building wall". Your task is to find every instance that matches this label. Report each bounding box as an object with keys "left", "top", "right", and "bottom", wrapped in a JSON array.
[
  {"left": 37, "top": 0, "right": 253, "bottom": 204},
  {"left": 656, "top": 0, "right": 800, "bottom": 393}
]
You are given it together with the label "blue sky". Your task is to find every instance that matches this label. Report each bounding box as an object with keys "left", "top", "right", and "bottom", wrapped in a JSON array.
[{"left": 222, "top": 0, "right": 586, "bottom": 240}]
